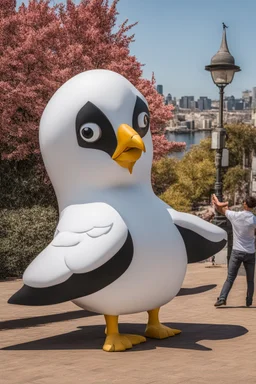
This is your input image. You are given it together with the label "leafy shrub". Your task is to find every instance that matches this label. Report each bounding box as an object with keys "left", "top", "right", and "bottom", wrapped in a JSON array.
[
  {"left": 0, "top": 205, "right": 58, "bottom": 279},
  {"left": 0, "top": 157, "right": 57, "bottom": 210},
  {"left": 223, "top": 165, "right": 249, "bottom": 204}
]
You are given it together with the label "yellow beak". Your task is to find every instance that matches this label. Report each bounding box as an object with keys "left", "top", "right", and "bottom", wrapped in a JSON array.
[{"left": 112, "top": 124, "right": 146, "bottom": 174}]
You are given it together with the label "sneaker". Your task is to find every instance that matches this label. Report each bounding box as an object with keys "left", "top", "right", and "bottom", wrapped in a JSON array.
[
  {"left": 214, "top": 298, "right": 226, "bottom": 307},
  {"left": 246, "top": 297, "right": 252, "bottom": 307}
]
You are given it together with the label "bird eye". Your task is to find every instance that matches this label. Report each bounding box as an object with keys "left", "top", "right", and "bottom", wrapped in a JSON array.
[
  {"left": 79, "top": 123, "right": 102, "bottom": 143},
  {"left": 138, "top": 112, "right": 150, "bottom": 129}
]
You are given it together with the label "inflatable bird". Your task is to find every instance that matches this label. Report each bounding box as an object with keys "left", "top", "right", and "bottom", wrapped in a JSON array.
[{"left": 9, "top": 70, "right": 227, "bottom": 352}]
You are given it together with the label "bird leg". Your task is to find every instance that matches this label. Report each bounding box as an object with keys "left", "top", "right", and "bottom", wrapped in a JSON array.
[
  {"left": 103, "top": 314, "right": 146, "bottom": 352},
  {"left": 145, "top": 308, "right": 181, "bottom": 339}
]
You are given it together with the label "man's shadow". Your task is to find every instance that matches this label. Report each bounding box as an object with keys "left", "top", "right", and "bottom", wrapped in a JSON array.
[{"left": 217, "top": 306, "right": 256, "bottom": 309}]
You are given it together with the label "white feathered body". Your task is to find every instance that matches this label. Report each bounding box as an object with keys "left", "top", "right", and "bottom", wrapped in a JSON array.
[{"left": 72, "top": 187, "right": 187, "bottom": 315}]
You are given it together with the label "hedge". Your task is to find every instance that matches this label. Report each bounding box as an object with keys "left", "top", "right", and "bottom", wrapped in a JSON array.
[
  {"left": 0, "top": 157, "right": 57, "bottom": 210},
  {"left": 0, "top": 205, "right": 58, "bottom": 279}
]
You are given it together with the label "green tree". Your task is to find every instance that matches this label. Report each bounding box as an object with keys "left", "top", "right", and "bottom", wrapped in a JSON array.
[
  {"left": 226, "top": 124, "right": 256, "bottom": 167},
  {"left": 160, "top": 187, "right": 191, "bottom": 212},
  {"left": 151, "top": 157, "right": 178, "bottom": 196},
  {"left": 159, "top": 139, "right": 215, "bottom": 211},
  {"left": 223, "top": 165, "right": 249, "bottom": 205}
]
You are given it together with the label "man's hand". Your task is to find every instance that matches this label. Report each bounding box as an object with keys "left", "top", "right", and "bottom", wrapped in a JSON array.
[
  {"left": 212, "top": 194, "right": 229, "bottom": 207},
  {"left": 212, "top": 194, "right": 229, "bottom": 215}
]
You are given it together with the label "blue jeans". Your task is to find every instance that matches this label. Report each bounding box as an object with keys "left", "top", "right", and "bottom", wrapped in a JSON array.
[{"left": 220, "top": 249, "right": 255, "bottom": 301}]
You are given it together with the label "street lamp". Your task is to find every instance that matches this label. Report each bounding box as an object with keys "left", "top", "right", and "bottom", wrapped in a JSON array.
[{"left": 205, "top": 23, "right": 241, "bottom": 227}]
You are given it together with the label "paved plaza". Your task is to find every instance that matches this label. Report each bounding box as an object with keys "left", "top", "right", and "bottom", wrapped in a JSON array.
[{"left": 1, "top": 262, "right": 256, "bottom": 384}]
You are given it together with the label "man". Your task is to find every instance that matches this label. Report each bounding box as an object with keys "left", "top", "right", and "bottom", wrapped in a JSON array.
[{"left": 212, "top": 194, "right": 256, "bottom": 307}]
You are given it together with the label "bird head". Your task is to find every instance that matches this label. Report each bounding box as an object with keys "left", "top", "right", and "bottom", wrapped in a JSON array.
[{"left": 39, "top": 70, "right": 153, "bottom": 207}]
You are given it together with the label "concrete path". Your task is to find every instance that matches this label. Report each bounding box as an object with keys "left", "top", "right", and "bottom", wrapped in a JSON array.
[{"left": 1, "top": 263, "right": 256, "bottom": 384}]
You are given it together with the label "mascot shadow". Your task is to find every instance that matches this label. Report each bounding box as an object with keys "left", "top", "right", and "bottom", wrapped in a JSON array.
[
  {"left": 2, "top": 321, "right": 248, "bottom": 352},
  {"left": 1, "top": 284, "right": 248, "bottom": 352}
]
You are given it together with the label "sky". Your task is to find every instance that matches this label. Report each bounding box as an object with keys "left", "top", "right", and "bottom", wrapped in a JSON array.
[{"left": 16, "top": 0, "right": 256, "bottom": 100}]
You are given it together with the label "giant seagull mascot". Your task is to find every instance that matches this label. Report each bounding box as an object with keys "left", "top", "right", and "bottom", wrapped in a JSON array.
[{"left": 9, "top": 70, "right": 227, "bottom": 352}]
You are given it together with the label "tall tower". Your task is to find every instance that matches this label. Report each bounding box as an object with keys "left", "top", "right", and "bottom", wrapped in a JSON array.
[
  {"left": 252, "top": 87, "right": 256, "bottom": 108},
  {"left": 157, "top": 84, "right": 163, "bottom": 95}
]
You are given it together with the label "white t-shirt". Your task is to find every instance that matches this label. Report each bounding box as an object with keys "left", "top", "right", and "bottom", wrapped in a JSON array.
[{"left": 225, "top": 210, "right": 256, "bottom": 253}]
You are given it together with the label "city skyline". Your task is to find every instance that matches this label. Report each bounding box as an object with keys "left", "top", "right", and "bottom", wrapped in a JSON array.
[
  {"left": 16, "top": 0, "right": 256, "bottom": 99},
  {"left": 157, "top": 85, "right": 256, "bottom": 112},
  {"left": 156, "top": 85, "right": 256, "bottom": 102}
]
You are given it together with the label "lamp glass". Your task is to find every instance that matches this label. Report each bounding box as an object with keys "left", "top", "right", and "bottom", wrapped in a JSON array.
[{"left": 211, "top": 69, "right": 235, "bottom": 85}]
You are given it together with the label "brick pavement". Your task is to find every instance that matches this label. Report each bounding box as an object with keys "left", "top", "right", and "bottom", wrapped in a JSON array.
[{"left": 1, "top": 263, "right": 256, "bottom": 384}]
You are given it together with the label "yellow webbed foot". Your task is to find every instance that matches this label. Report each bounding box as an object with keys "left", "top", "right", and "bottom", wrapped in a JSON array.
[
  {"left": 103, "top": 333, "right": 146, "bottom": 352},
  {"left": 145, "top": 308, "right": 181, "bottom": 339},
  {"left": 103, "top": 333, "right": 132, "bottom": 352},
  {"left": 145, "top": 324, "right": 181, "bottom": 339},
  {"left": 103, "top": 314, "right": 146, "bottom": 352}
]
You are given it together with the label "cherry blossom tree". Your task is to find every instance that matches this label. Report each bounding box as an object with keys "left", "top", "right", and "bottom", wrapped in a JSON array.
[{"left": 0, "top": 0, "right": 185, "bottom": 161}]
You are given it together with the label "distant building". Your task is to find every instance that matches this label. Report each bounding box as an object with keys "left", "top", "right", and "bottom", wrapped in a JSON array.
[
  {"left": 250, "top": 153, "right": 256, "bottom": 196},
  {"left": 185, "top": 120, "right": 195, "bottom": 130},
  {"left": 168, "top": 119, "right": 176, "bottom": 128},
  {"left": 243, "top": 98, "right": 252, "bottom": 110},
  {"left": 252, "top": 108, "right": 256, "bottom": 127},
  {"left": 187, "top": 96, "right": 194, "bottom": 109},
  {"left": 243, "top": 149, "right": 256, "bottom": 196},
  {"left": 157, "top": 84, "right": 163, "bottom": 95},
  {"left": 190, "top": 100, "right": 198, "bottom": 109},
  {"left": 179, "top": 97, "right": 184, "bottom": 108},
  {"left": 198, "top": 97, "right": 211, "bottom": 111},
  {"left": 252, "top": 87, "right": 256, "bottom": 108},
  {"left": 179, "top": 96, "right": 188, "bottom": 108},
  {"left": 197, "top": 98, "right": 203, "bottom": 110},
  {"left": 235, "top": 99, "right": 244, "bottom": 110},
  {"left": 177, "top": 114, "right": 186, "bottom": 122},
  {"left": 224, "top": 96, "right": 235, "bottom": 111},
  {"left": 165, "top": 93, "right": 172, "bottom": 105},
  {"left": 180, "top": 96, "right": 194, "bottom": 109},
  {"left": 242, "top": 90, "right": 252, "bottom": 108},
  {"left": 242, "top": 90, "right": 251, "bottom": 99},
  {"left": 224, "top": 96, "right": 244, "bottom": 111},
  {"left": 211, "top": 100, "right": 219, "bottom": 109},
  {"left": 202, "top": 119, "right": 212, "bottom": 129}
]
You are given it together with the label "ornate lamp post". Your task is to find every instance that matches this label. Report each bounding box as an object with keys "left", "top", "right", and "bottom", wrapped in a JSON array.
[{"left": 205, "top": 23, "right": 241, "bottom": 227}]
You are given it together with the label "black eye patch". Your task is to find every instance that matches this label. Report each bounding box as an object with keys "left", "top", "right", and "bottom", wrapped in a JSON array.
[
  {"left": 132, "top": 96, "right": 150, "bottom": 138},
  {"left": 75, "top": 101, "right": 117, "bottom": 157}
]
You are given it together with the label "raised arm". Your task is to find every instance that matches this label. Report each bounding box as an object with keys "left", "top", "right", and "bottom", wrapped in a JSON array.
[{"left": 212, "top": 194, "right": 229, "bottom": 216}]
